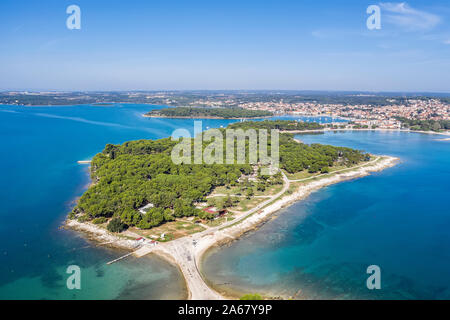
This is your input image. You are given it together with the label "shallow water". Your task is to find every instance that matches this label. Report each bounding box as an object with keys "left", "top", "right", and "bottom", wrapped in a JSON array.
[
  {"left": 202, "top": 130, "right": 450, "bottom": 299},
  {"left": 0, "top": 104, "right": 338, "bottom": 299}
]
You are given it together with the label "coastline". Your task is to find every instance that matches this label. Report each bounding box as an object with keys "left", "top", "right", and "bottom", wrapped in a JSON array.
[
  {"left": 281, "top": 127, "right": 450, "bottom": 137},
  {"left": 65, "top": 219, "right": 138, "bottom": 249},
  {"left": 66, "top": 155, "right": 399, "bottom": 300},
  {"left": 194, "top": 155, "right": 399, "bottom": 299}
]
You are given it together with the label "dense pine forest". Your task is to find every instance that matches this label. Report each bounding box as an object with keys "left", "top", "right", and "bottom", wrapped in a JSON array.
[
  {"left": 71, "top": 121, "right": 370, "bottom": 231},
  {"left": 145, "top": 107, "right": 273, "bottom": 119},
  {"left": 227, "top": 120, "right": 324, "bottom": 131}
]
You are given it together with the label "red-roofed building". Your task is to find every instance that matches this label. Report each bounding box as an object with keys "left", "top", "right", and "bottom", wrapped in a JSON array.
[{"left": 203, "top": 207, "right": 227, "bottom": 217}]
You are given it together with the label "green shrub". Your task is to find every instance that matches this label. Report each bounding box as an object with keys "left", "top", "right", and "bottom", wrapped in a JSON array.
[
  {"left": 77, "top": 215, "right": 90, "bottom": 223},
  {"left": 68, "top": 210, "right": 76, "bottom": 219},
  {"left": 92, "top": 217, "right": 107, "bottom": 224},
  {"left": 321, "top": 166, "right": 330, "bottom": 173},
  {"left": 107, "top": 217, "right": 127, "bottom": 233}
]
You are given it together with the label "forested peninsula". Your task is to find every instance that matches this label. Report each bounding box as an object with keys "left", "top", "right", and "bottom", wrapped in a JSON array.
[
  {"left": 144, "top": 107, "right": 273, "bottom": 119},
  {"left": 70, "top": 120, "right": 370, "bottom": 233}
]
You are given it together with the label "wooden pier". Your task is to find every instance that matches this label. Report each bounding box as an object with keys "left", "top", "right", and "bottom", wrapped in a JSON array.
[{"left": 106, "top": 252, "right": 134, "bottom": 265}]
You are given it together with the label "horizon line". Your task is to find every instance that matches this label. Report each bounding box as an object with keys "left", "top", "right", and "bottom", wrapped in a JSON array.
[{"left": 2, "top": 89, "right": 450, "bottom": 96}]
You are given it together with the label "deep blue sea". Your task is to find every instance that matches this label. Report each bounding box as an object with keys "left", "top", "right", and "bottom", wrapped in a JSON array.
[
  {"left": 0, "top": 103, "right": 340, "bottom": 299},
  {"left": 202, "top": 130, "right": 450, "bottom": 299}
]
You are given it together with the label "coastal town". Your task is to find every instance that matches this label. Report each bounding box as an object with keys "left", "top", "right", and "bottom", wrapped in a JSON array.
[
  {"left": 2, "top": 91, "right": 449, "bottom": 130},
  {"left": 174, "top": 95, "right": 450, "bottom": 130},
  {"left": 243, "top": 99, "right": 450, "bottom": 130}
]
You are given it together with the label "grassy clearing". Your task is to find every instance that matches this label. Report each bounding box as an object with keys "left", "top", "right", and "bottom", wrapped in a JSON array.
[
  {"left": 220, "top": 188, "right": 287, "bottom": 230},
  {"left": 130, "top": 219, "right": 205, "bottom": 241},
  {"left": 287, "top": 181, "right": 303, "bottom": 194},
  {"left": 205, "top": 212, "right": 235, "bottom": 227},
  {"left": 231, "top": 197, "right": 267, "bottom": 212},
  {"left": 207, "top": 195, "right": 268, "bottom": 214},
  {"left": 253, "top": 184, "right": 283, "bottom": 196},
  {"left": 285, "top": 170, "right": 317, "bottom": 180},
  {"left": 207, "top": 181, "right": 281, "bottom": 213}
]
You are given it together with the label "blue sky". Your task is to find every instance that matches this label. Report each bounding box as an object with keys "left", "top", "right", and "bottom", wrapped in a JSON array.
[{"left": 1, "top": 0, "right": 450, "bottom": 92}]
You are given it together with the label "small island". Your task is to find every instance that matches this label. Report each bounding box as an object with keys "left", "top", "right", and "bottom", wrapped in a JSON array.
[
  {"left": 144, "top": 107, "right": 273, "bottom": 119},
  {"left": 67, "top": 120, "right": 398, "bottom": 300}
]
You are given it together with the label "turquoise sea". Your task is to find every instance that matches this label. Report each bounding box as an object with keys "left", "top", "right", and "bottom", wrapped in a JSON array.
[
  {"left": 202, "top": 130, "right": 450, "bottom": 299},
  {"left": 0, "top": 103, "right": 339, "bottom": 299},
  {"left": 1, "top": 103, "right": 448, "bottom": 300}
]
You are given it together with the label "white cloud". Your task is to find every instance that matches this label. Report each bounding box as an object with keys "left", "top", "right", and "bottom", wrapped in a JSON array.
[{"left": 379, "top": 2, "right": 441, "bottom": 31}]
